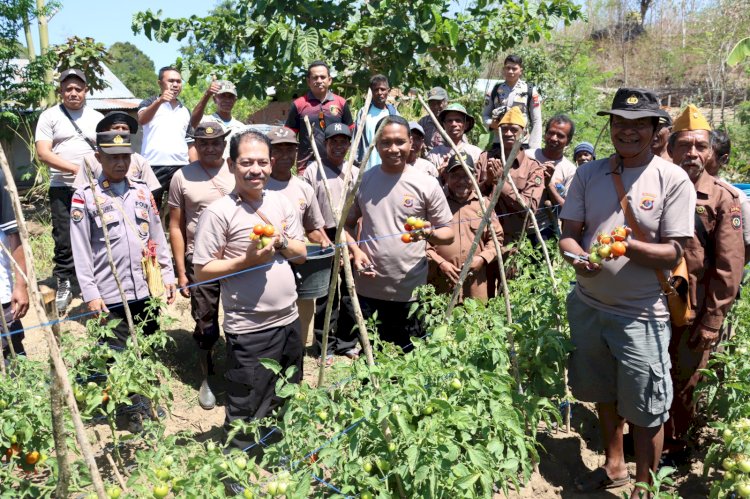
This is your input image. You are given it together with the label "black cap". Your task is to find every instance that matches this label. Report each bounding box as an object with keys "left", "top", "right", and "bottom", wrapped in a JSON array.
[
  {"left": 597, "top": 88, "right": 663, "bottom": 120},
  {"left": 191, "top": 121, "right": 230, "bottom": 140},
  {"left": 96, "top": 111, "right": 138, "bottom": 134},
  {"left": 657, "top": 108, "right": 673, "bottom": 127},
  {"left": 324, "top": 123, "right": 352, "bottom": 140},
  {"left": 96, "top": 131, "right": 133, "bottom": 155},
  {"left": 59, "top": 68, "right": 86, "bottom": 85},
  {"left": 445, "top": 152, "right": 475, "bottom": 175}
]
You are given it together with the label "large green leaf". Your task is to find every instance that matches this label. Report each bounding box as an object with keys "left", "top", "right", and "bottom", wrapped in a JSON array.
[
  {"left": 297, "top": 27, "right": 319, "bottom": 62},
  {"left": 727, "top": 37, "right": 750, "bottom": 67}
]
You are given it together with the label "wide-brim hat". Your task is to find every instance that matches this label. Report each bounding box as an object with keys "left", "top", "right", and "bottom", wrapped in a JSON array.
[
  {"left": 597, "top": 88, "right": 663, "bottom": 120},
  {"left": 438, "top": 103, "right": 475, "bottom": 133},
  {"left": 96, "top": 111, "right": 138, "bottom": 134}
]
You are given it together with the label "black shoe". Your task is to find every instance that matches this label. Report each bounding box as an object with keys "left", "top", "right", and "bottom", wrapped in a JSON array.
[{"left": 127, "top": 413, "right": 143, "bottom": 434}]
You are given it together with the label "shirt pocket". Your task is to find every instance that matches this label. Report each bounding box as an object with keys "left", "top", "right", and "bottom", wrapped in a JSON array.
[{"left": 93, "top": 210, "right": 122, "bottom": 242}]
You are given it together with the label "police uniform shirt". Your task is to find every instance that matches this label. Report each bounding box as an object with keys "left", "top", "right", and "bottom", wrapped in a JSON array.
[
  {"left": 70, "top": 176, "right": 175, "bottom": 304},
  {"left": 265, "top": 175, "right": 326, "bottom": 232},
  {"left": 302, "top": 161, "right": 359, "bottom": 230},
  {"left": 481, "top": 80, "right": 543, "bottom": 149}
]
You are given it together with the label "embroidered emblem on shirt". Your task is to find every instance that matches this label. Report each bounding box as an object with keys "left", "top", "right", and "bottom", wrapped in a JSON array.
[
  {"left": 328, "top": 105, "right": 341, "bottom": 117},
  {"left": 95, "top": 195, "right": 107, "bottom": 205},
  {"left": 696, "top": 206, "right": 706, "bottom": 214},
  {"left": 102, "top": 180, "right": 110, "bottom": 189},
  {"left": 534, "top": 176, "right": 542, "bottom": 186},
  {"left": 139, "top": 222, "right": 149, "bottom": 237},
  {"left": 71, "top": 209, "right": 83, "bottom": 222},
  {"left": 403, "top": 195, "right": 415, "bottom": 208},
  {"left": 640, "top": 195, "right": 655, "bottom": 210},
  {"left": 102, "top": 212, "right": 116, "bottom": 224},
  {"left": 732, "top": 214, "right": 742, "bottom": 230},
  {"left": 137, "top": 190, "right": 146, "bottom": 200},
  {"left": 298, "top": 198, "right": 306, "bottom": 211},
  {"left": 136, "top": 208, "right": 149, "bottom": 220}
]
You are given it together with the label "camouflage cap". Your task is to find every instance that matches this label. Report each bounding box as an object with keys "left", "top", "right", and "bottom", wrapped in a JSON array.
[{"left": 216, "top": 80, "right": 237, "bottom": 96}]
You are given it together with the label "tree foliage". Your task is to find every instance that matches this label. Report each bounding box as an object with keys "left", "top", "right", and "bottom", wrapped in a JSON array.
[
  {"left": 132, "top": 0, "right": 583, "bottom": 100},
  {"left": 108, "top": 41, "right": 159, "bottom": 99}
]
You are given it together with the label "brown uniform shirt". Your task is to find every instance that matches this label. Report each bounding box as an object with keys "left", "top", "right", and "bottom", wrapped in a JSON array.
[
  {"left": 426, "top": 190, "right": 503, "bottom": 301},
  {"left": 684, "top": 171, "right": 745, "bottom": 330},
  {"left": 477, "top": 149, "right": 545, "bottom": 242}
]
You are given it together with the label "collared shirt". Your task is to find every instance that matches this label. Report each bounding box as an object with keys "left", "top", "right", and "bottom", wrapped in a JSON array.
[
  {"left": 138, "top": 96, "right": 193, "bottom": 166},
  {"left": 285, "top": 90, "right": 353, "bottom": 166},
  {"left": 683, "top": 171, "right": 745, "bottom": 330},
  {"left": 528, "top": 148, "right": 578, "bottom": 228},
  {"left": 266, "top": 175, "right": 326, "bottom": 232},
  {"left": 560, "top": 155, "right": 696, "bottom": 321},
  {"left": 70, "top": 176, "right": 175, "bottom": 304},
  {"left": 73, "top": 152, "right": 161, "bottom": 191},
  {"left": 426, "top": 141, "right": 483, "bottom": 180},
  {"left": 192, "top": 190, "right": 305, "bottom": 334},
  {"left": 302, "top": 161, "right": 358, "bottom": 229},
  {"left": 426, "top": 190, "right": 503, "bottom": 302},
  {"left": 0, "top": 170, "right": 18, "bottom": 303},
  {"left": 476, "top": 149, "right": 545, "bottom": 242},
  {"left": 481, "top": 79, "right": 542, "bottom": 149},
  {"left": 167, "top": 161, "right": 235, "bottom": 254},
  {"left": 409, "top": 158, "right": 439, "bottom": 178},
  {"left": 35, "top": 104, "right": 103, "bottom": 187}
]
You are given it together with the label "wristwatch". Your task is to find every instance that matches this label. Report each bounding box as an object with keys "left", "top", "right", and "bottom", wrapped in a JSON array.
[{"left": 274, "top": 234, "right": 289, "bottom": 250}]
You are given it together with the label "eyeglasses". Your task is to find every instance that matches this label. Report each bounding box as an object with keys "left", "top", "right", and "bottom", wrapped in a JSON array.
[{"left": 235, "top": 159, "right": 271, "bottom": 168}]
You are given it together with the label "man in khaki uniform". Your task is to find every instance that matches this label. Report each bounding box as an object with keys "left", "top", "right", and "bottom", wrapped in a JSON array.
[
  {"left": 168, "top": 121, "right": 235, "bottom": 410},
  {"left": 662, "top": 106, "right": 745, "bottom": 457},
  {"left": 427, "top": 153, "right": 503, "bottom": 302},
  {"left": 192, "top": 130, "right": 306, "bottom": 451}
]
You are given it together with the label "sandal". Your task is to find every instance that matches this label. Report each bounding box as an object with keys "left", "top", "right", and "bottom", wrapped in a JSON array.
[
  {"left": 317, "top": 355, "right": 334, "bottom": 367},
  {"left": 343, "top": 348, "right": 361, "bottom": 360},
  {"left": 574, "top": 467, "right": 630, "bottom": 492}
]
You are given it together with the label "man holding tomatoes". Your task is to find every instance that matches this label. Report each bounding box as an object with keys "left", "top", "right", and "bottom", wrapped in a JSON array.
[
  {"left": 192, "top": 130, "right": 307, "bottom": 450},
  {"left": 558, "top": 88, "right": 696, "bottom": 498},
  {"left": 662, "top": 105, "right": 745, "bottom": 459},
  {"left": 167, "top": 121, "right": 235, "bottom": 411},
  {"left": 347, "top": 116, "right": 454, "bottom": 351}
]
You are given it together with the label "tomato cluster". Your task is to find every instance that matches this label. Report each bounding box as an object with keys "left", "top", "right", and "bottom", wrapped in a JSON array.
[
  {"left": 402, "top": 216, "right": 428, "bottom": 243},
  {"left": 717, "top": 418, "right": 750, "bottom": 497},
  {"left": 588, "top": 226, "right": 628, "bottom": 264},
  {"left": 250, "top": 224, "right": 276, "bottom": 249}
]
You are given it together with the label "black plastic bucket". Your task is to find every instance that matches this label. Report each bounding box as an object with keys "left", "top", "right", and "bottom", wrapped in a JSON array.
[{"left": 293, "top": 244, "right": 335, "bottom": 300}]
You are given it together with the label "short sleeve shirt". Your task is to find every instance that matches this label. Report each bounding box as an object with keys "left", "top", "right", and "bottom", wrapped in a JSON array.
[
  {"left": 192, "top": 191, "right": 305, "bottom": 334},
  {"left": 265, "top": 176, "right": 326, "bottom": 232},
  {"left": 409, "top": 158, "right": 439, "bottom": 177},
  {"left": 138, "top": 97, "right": 192, "bottom": 166},
  {"left": 167, "top": 161, "right": 235, "bottom": 254},
  {"left": 0, "top": 170, "right": 18, "bottom": 303},
  {"left": 350, "top": 167, "right": 453, "bottom": 302},
  {"left": 560, "top": 156, "right": 697, "bottom": 320},
  {"left": 285, "top": 91, "right": 353, "bottom": 166},
  {"left": 529, "top": 148, "right": 578, "bottom": 193},
  {"left": 35, "top": 104, "right": 103, "bottom": 187},
  {"left": 302, "top": 161, "right": 358, "bottom": 229}
]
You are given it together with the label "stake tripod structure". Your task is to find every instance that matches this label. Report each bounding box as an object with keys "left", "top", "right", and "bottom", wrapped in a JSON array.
[
  {"left": 0, "top": 143, "right": 109, "bottom": 498},
  {"left": 417, "top": 96, "right": 513, "bottom": 322}
]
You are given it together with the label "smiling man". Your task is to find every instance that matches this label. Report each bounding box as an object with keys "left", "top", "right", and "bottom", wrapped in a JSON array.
[
  {"left": 190, "top": 80, "right": 244, "bottom": 158},
  {"left": 35, "top": 68, "right": 104, "bottom": 313},
  {"left": 355, "top": 74, "right": 399, "bottom": 170},
  {"left": 192, "top": 130, "right": 306, "bottom": 451},
  {"left": 426, "top": 103, "right": 482, "bottom": 179},
  {"left": 558, "top": 88, "right": 696, "bottom": 498}
]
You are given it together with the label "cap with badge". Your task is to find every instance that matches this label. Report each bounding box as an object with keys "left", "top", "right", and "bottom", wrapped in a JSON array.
[
  {"left": 59, "top": 68, "right": 86, "bottom": 85},
  {"left": 597, "top": 87, "right": 663, "bottom": 120},
  {"left": 268, "top": 126, "right": 300, "bottom": 145},
  {"left": 438, "top": 103, "right": 475, "bottom": 133},
  {"left": 97, "top": 131, "right": 134, "bottom": 154},
  {"left": 96, "top": 111, "right": 138, "bottom": 133},
  {"left": 499, "top": 106, "right": 527, "bottom": 129},
  {"left": 672, "top": 104, "right": 711, "bottom": 133},
  {"left": 409, "top": 121, "right": 425, "bottom": 137},
  {"left": 191, "top": 121, "right": 230, "bottom": 140},
  {"left": 445, "top": 152, "right": 475, "bottom": 175},
  {"left": 216, "top": 80, "right": 237, "bottom": 96},
  {"left": 427, "top": 87, "right": 448, "bottom": 101},
  {"left": 324, "top": 123, "right": 352, "bottom": 140}
]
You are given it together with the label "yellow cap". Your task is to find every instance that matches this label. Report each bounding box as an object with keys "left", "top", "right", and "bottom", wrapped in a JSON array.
[
  {"left": 499, "top": 106, "right": 527, "bottom": 128},
  {"left": 672, "top": 104, "right": 711, "bottom": 133}
]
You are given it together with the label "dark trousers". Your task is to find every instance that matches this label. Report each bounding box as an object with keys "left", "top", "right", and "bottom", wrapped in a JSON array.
[
  {"left": 102, "top": 298, "right": 160, "bottom": 350},
  {"left": 358, "top": 296, "right": 424, "bottom": 353},
  {"left": 186, "top": 255, "right": 221, "bottom": 350},
  {"left": 151, "top": 165, "right": 185, "bottom": 212},
  {"left": 2, "top": 303, "right": 25, "bottom": 362},
  {"left": 224, "top": 321, "right": 303, "bottom": 451},
  {"left": 49, "top": 186, "right": 75, "bottom": 280}
]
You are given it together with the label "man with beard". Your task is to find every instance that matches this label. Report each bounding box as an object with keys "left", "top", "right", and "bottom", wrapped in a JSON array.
[
  {"left": 347, "top": 116, "right": 454, "bottom": 350},
  {"left": 417, "top": 87, "right": 449, "bottom": 150},
  {"left": 168, "top": 121, "right": 235, "bottom": 410},
  {"left": 426, "top": 104, "right": 482, "bottom": 179},
  {"left": 662, "top": 105, "right": 745, "bottom": 459},
  {"left": 355, "top": 74, "right": 399, "bottom": 170},
  {"left": 559, "top": 88, "right": 696, "bottom": 498},
  {"left": 190, "top": 80, "right": 245, "bottom": 158}
]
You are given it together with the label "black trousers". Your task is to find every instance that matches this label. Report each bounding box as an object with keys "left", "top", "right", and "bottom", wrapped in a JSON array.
[
  {"left": 224, "top": 320, "right": 303, "bottom": 451},
  {"left": 358, "top": 296, "right": 424, "bottom": 353},
  {"left": 186, "top": 255, "right": 221, "bottom": 350},
  {"left": 102, "top": 298, "right": 160, "bottom": 350},
  {"left": 2, "top": 303, "right": 25, "bottom": 362},
  {"left": 49, "top": 186, "right": 75, "bottom": 280},
  {"left": 151, "top": 165, "right": 185, "bottom": 212}
]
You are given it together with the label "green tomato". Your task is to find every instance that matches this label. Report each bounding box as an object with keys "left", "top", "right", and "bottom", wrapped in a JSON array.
[
  {"left": 422, "top": 405, "right": 434, "bottom": 416},
  {"left": 277, "top": 481, "right": 289, "bottom": 494},
  {"left": 206, "top": 442, "right": 217, "bottom": 452},
  {"left": 597, "top": 244, "right": 612, "bottom": 259},
  {"left": 376, "top": 458, "right": 391, "bottom": 472},
  {"left": 739, "top": 459, "right": 750, "bottom": 474},
  {"left": 450, "top": 378, "right": 462, "bottom": 390},
  {"left": 155, "top": 468, "right": 170, "bottom": 481},
  {"left": 362, "top": 461, "right": 373, "bottom": 474},
  {"left": 724, "top": 429, "right": 735, "bottom": 444},
  {"left": 87, "top": 382, "right": 98, "bottom": 390},
  {"left": 152, "top": 483, "right": 170, "bottom": 499},
  {"left": 218, "top": 461, "right": 229, "bottom": 471},
  {"left": 234, "top": 456, "right": 247, "bottom": 470},
  {"left": 726, "top": 471, "right": 736, "bottom": 481},
  {"left": 316, "top": 410, "right": 328, "bottom": 422},
  {"left": 267, "top": 481, "right": 279, "bottom": 496},
  {"left": 106, "top": 486, "right": 122, "bottom": 499},
  {"left": 735, "top": 481, "right": 750, "bottom": 498},
  {"left": 243, "top": 489, "right": 255, "bottom": 499},
  {"left": 723, "top": 457, "right": 737, "bottom": 471},
  {"left": 294, "top": 392, "right": 306, "bottom": 401},
  {"left": 162, "top": 455, "right": 175, "bottom": 467},
  {"left": 588, "top": 252, "right": 603, "bottom": 265},
  {"left": 406, "top": 216, "right": 418, "bottom": 227},
  {"left": 361, "top": 493, "right": 374, "bottom": 499},
  {"left": 387, "top": 442, "right": 397, "bottom": 453},
  {"left": 0, "top": 399, "right": 8, "bottom": 410}
]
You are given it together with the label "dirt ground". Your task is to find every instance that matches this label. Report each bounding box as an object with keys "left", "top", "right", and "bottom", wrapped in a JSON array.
[{"left": 19, "top": 291, "right": 718, "bottom": 498}]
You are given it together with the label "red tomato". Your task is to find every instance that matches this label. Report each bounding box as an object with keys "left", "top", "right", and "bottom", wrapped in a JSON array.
[
  {"left": 263, "top": 225, "right": 275, "bottom": 237},
  {"left": 404, "top": 223, "right": 413, "bottom": 232},
  {"left": 611, "top": 226, "right": 627, "bottom": 241},
  {"left": 253, "top": 224, "right": 265, "bottom": 236},
  {"left": 610, "top": 241, "right": 626, "bottom": 257},
  {"left": 401, "top": 233, "right": 412, "bottom": 243}
]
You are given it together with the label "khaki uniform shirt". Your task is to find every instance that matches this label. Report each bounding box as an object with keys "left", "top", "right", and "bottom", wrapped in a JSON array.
[
  {"left": 266, "top": 176, "right": 326, "bottom": 232},
  {"left": 477, "top": 149, "right": 545, "bottom": 242},
  {"left": 426, "top": 190, "right": 503, "bottom": 301},
  {"left": 427, "top": 142, "right": 483, "bottom": 180},
  {"left": 192, "top": 191, "right": 304, "bottom": 334},
  {"left": 410, "top": 158, "right": 439, "bottom": 178},
  {"left": 302, "top": 161, "right": 358, "bottom": 229},
  {"left": 74, "top": 153, "right": 161, "bottom": 192},
  {"left": 70, "top": 176, "right": 175, "bottom": 304},
  {"left": 684, "top": 171, "right": 745, "bottom": 330},
  {"left": 167, "top": 161, "right": 235, "bottom": 255}
]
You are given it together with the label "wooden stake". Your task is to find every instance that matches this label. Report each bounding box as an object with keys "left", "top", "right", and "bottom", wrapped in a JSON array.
[
  {"left": 0, "top": 144, "right": 108, "bottom": 498},
  {"left": 49, "top": 305, "right": 72, "bottom": 497}
]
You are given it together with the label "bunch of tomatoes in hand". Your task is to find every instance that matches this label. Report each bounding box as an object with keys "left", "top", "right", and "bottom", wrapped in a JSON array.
[
  {"left": 588, "top": 226, "right": 628, "bottom": 264},
  {"left": 250, "top": 223, "right": 276, "bottom": 249},
  {"left": 402, "top": 216, "right": 428, "bottom": 243}
]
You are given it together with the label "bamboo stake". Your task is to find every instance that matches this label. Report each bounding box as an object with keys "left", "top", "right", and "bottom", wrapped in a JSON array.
[
  {"left": 417, "top": 96, "right": 511, "bottom": 315},
  {"left": 0, "top": 144, "right": 108, "bottom": 498},
  {"left": 316, "top": 91, "right": 374, "bottom": 386},
  {"left": 303, "top": 115, "right": 336, "bottom": 220},
  {"left": 50, "top": 305, "right": 72, "bottom": 498},
  {"left": 83, "top": 160, "right": 141, "bottom": 357},
  {"left": 0, "top": 309, "right": 8, "bottom": 376}
]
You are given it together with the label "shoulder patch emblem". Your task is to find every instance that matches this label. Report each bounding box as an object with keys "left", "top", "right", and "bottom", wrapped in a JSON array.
[
  {"left": 534, "top": 176, "right": 542, "bottom": 186},
  {"left": 403, "top": 195, "right": 414, "bottom": 208},
  {"left": 639, "top": 195, "right": 655, "bottom": 210},
  {"left": 696, "top": 205, "right": 706, "bottom": 214},
  {"left": 298, "top": 198, "right": 306, "bottom": 211},
  {"left": 732, "top": 214, "right": 742, "bottom": 230},
  {"left": 71, "top": 209, "right": 83, "bottom": 223}
]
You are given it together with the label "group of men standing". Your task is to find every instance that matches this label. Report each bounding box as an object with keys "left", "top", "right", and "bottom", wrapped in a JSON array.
[{"left": 0, "top": 52, "right": 741, "bottom": 497}]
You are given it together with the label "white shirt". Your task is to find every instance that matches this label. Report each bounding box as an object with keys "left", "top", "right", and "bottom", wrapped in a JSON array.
[{"left": 138, "top": 96, "right": 192, "bottom": 166}]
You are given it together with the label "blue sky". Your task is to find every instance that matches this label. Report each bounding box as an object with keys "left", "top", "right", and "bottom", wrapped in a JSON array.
[{"left": 18, "top": 0, "right": 215, "bottom": 70}]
